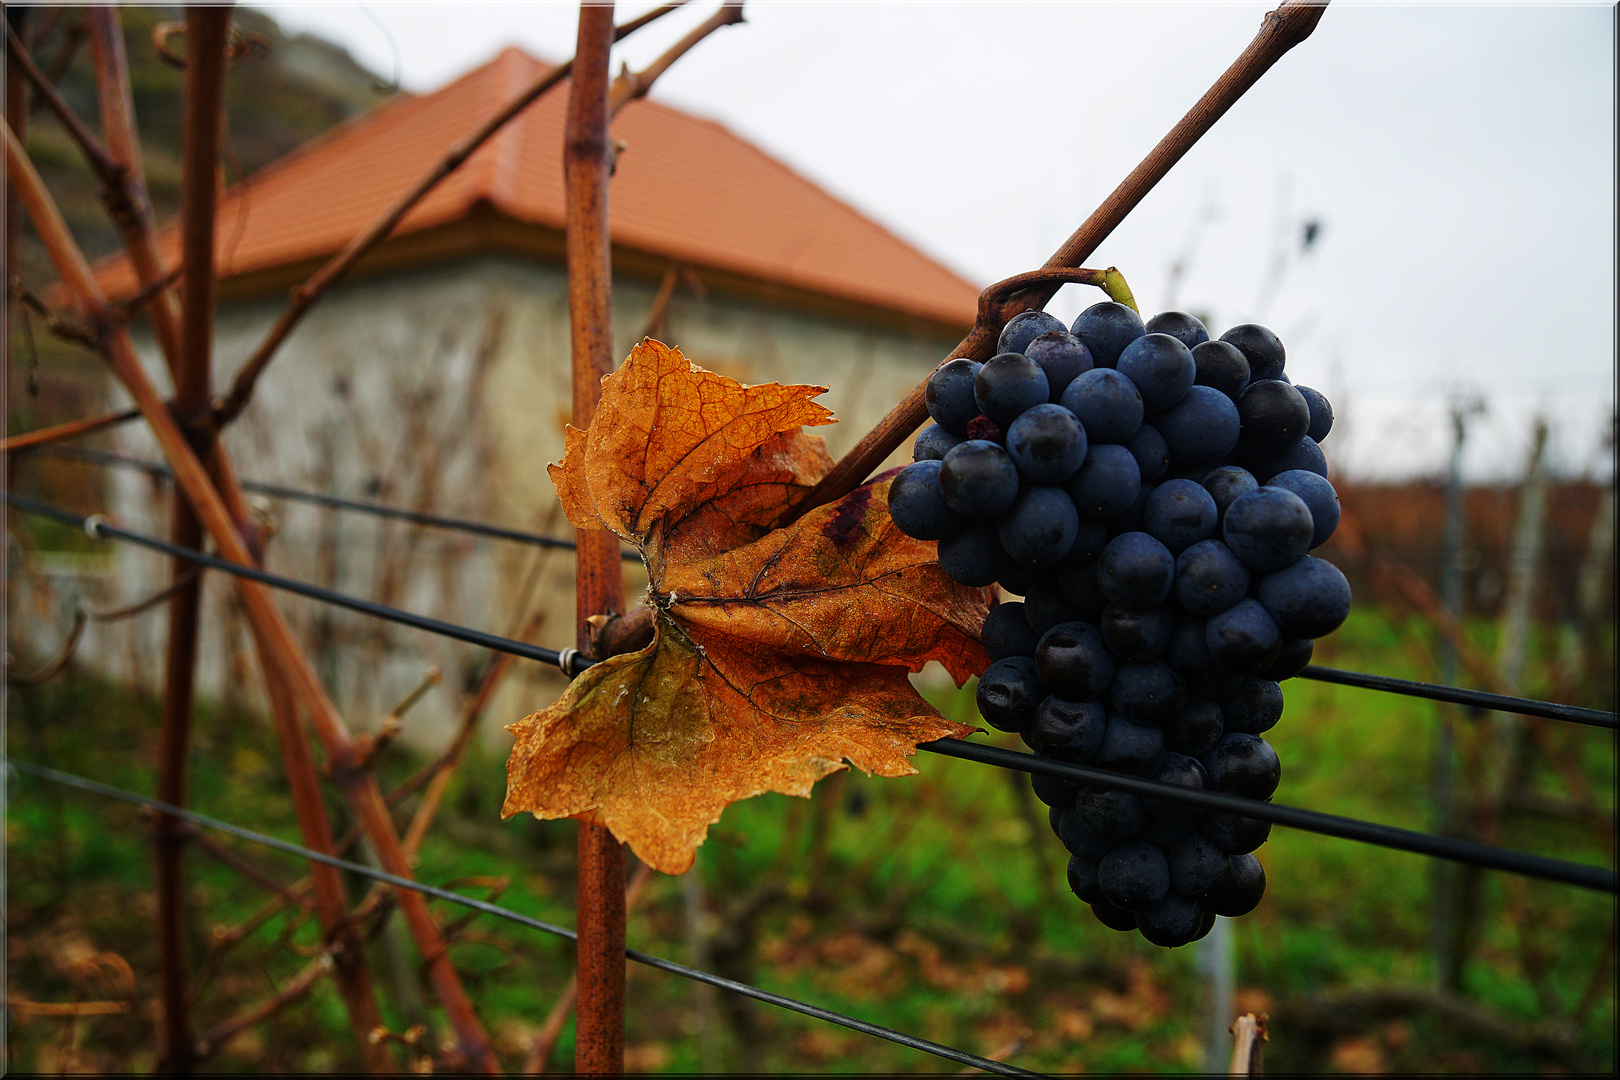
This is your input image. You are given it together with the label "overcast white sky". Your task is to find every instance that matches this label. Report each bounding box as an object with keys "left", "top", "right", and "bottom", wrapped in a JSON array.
[{"left": 255, "top": 0, "right": 1616, "bottom": 482}]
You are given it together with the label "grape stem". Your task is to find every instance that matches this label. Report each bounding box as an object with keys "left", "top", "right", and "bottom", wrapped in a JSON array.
[{"left": 980, "top": 266, "right": 1139, "bottom": 316}]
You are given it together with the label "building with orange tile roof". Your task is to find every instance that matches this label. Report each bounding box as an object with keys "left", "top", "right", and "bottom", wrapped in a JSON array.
[{"left": 86, "top": 47, "right": 981, "bottom": 746}]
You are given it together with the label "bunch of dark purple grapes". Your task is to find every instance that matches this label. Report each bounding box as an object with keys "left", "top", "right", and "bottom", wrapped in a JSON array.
[{"left": 888, "top": 301, "right": 1350, "bottom": 948}]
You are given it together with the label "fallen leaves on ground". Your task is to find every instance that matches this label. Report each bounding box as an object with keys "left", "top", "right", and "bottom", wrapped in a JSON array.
[{"left": 504, "top": 339, "right": 993, "bottom": 874}]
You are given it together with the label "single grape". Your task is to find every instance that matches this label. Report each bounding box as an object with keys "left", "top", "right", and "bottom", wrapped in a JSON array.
[
  {"left": 1257, "top": 555, "right": 1352, "bottom": 638},
  {"left": 939, "top": 440, "right": 1020, "bottom": 519},
  {"left": 1262, "top": 637, "right": 1314, "bottom": 681},
  {"left": 1098, "top": 840, "right": 1171, "bottom": 911},
  {"left": 913, "top": 422, "right": 964, "bottom": 462},
  {"left": 1032, "top": 771, "right": 1080, "bottom": 809},
  {"left": 981, "top": 602, "right": 1040, "bottom": 662},
  {"left": 1066, "top": 855, "right": 1105, "bottom": 904},
  {"left": 1108, "top": 661, "right": 1188, "bottom": 725},
  {"left": 1137, "top": 892, "right": 1204, "bottom": 947},
  {"left": 1295, "top": 384, "right": 1334, "bottom": 442},
  {"left": 1219, "top": 324, "right": 1286, "bottom": 383},
  {"left": 1089, "top": 898, "right": 1140, "bottom": 932},
  {"left": 1202, "top": 852, "right": 1266, "bottom": 916},
  {"left": 1223, "top": 487, "right": 1314, "bottom": 572},
  {"left": 1071, "top": 301, "right": 1146, "bottom": 368},
  {"left": 1167, "top": 833, "right": 1232, "bottom": 898},
  {"left": 1143, "top": 310, "right": 1210, "bottom": 350},
  {"left": 975, "top": 353, "right": 1050, "bottom": 427},
  {"left": 887, "top": 460, "right": 967, "bottom": 541},
  {"left": 1220, "top": 678, "right": 1284, "bottom": 737},
  {"left": 1237, "top": 380, "right": 1311, "bottom": 454},
  {"left": 1201, "top": 465, "right": 1259, "bottom": 521},
  {"left": 1005, "top": 403, "right": 1088, "bottom": 484},
  {"left": 1036, "top": 621, "right": 1116, "bottom": 701},
  {"left": 925, "top": 358, "right": 982, "bottom": 435},
  {"left": 1174, "top": 539, "right": 1251, "bottom": 616},
  {"left": 1204, "top": 597, "right": 1282, "bottom": 673},
  {"left": 1023, "top": 579, "right": 1086, "bottom": 633},
  {"left": 1143, "top": 752, "right": 1209, "bottom": 823},
  {"left": 1191, "top": 339, "right": 1250, "bottom": 400},
  {"left": 998, "top": 309, "right": 1067, "bottom": 356},
  {"left": 1065, "top": 444, "right": 1143, "bottom": 521},
  {"left": 1027, "top": 696, "right": 1108, "bottom": 762},
  {"left": 1093, "top": 714, "right": 1165, "bottom": 774},
  {"left": 1266, "top": 469, "right": 1339, "bottom": 548},
  {"left": 1154, "top": 384, "right": 1241, "bottom": 468},
  {"left": 1161, "top": 697, "right": 1225, "bottom": 759},
  {"left": 1100, "top": 602, "right": 1176, "bottom": 662},
  {"left": 1060, "top": 368, "right": 1144, "bottom": 443},
  {"left": 1118, "top": 333, "right": 1196, "bottom": 412},
  {"left": 1095, "top": 531, "right": 1176, "bottom": 609},
  {"left": 1198, "top": 811, "right": 1272, "bottom": 856},
  {"left": 998, "top": 486, "right": 1080, "bottom": 569},
  {"left": 1143, "top": 479, "right": 1219, "bottom": 554},
  {"left": 937, "top": 520, "right": 1009, "bottom": 587},
  {"left": 976, "top": 656, "right": 1043, "bottom": 732},
  {"left": 1077, "top": 788, "right": 1147, "bottom": 843},
  {"left": 1202, "top": 733, "right": 1281, "bottom": 800},
  {"left": 1025, "top": 330, "right": 1095, "bottom": 399},
  {"left": 1122, "top": 422, "right": 1170, "bottom": 483}
]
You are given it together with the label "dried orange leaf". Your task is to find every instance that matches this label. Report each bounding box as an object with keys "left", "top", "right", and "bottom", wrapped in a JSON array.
[{"left": 508, "top": 339, "right": 992, "bottom": 874}]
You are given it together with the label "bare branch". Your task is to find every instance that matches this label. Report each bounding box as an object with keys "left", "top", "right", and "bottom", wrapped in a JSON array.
[
  {"left": 1, "top": 407, "right": 142, "bottom": 454},
  {"left": 608, "top": 2, "right": 745, "bottom": 116},
  {"left": 786, "top": 0, "right": 1331, "bottom": 519}
]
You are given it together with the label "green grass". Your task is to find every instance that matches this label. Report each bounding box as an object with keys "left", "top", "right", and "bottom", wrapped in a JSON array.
[{"left": 5, "top": 605, "right": 1615, "bottom": 1073}]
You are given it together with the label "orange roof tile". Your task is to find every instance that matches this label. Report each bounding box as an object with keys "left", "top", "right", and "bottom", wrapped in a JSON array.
[{"left": 98, "top": 47, "right": 981, "bottom": 329}]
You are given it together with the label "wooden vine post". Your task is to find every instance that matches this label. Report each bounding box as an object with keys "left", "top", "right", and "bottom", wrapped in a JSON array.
[
  {"left": 563, "top": 3, "right": 628, "bottom": 1072},
  {"left": 154, "top": 9, "right": 232, "bottom": 1071}
]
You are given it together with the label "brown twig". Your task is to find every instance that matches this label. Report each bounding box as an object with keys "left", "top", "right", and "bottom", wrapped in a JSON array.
[
  {"left": 193, "top": 950, "right": 336, "bottom": 1061},
  {"left": 1, "top": 406, "right": 143, "bottom": 454},
  {"left": 7, "top": 115, "right": 491, "bottom": 1075},
  {"left": 523, "top": 863, "right": 657, "bottom": 1074},
  {"left": 566, "top": 4, "right": 629, "bottom": 1072},
  {"left": 1228, "top": 1012, "right": 1267, "bottom": 1075},
  {"left": 213, "top": 0, "right": 693, "bottom": 427},
  {"left": 637, "top": 264, "right": 681, "bottom": 340},
  {"left": 4, "top": 22, "right": 124, "bottom": 184},
  {"left": 177, "top": 821, "right": 306, "bottom": 906},
  {"left": 353, "top": 666, "right": 442, "bottom": 769},
  {"left": 786, "top": 0, "right": 1331, "bottom": 519},
  {"left": 608, "top": 2, "right": 745, "bottom": 115},
  {"left": 88, "top": 6, "right": 183, "bottom": 372},
  {"left": 84, "top": 566, "right": 204, "bottom": 622},
  {"left": 7, "top": 997, "right": 130, "bottom": 1018},
  {"left": 4, "top": 610, "right": 87, "bottom": 687}
]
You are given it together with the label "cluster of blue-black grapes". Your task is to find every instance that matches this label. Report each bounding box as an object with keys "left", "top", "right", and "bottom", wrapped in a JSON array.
[{"left": 888, "top": 301, "right": 1351, "bottom": 947}]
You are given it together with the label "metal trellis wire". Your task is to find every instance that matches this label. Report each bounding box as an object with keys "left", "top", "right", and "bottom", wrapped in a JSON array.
[
  {"left": 3, "top": 757, "right": 1043, "bottom": 1079},
  {"left": 6, "top": 491, "right": 1615, "bottom": 894},
  {"left": 25, "top": 447, "right": 1618, "bottom": 730},
  {"left": 37, "top": 445, "right": 641, "bottom": 561}
]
